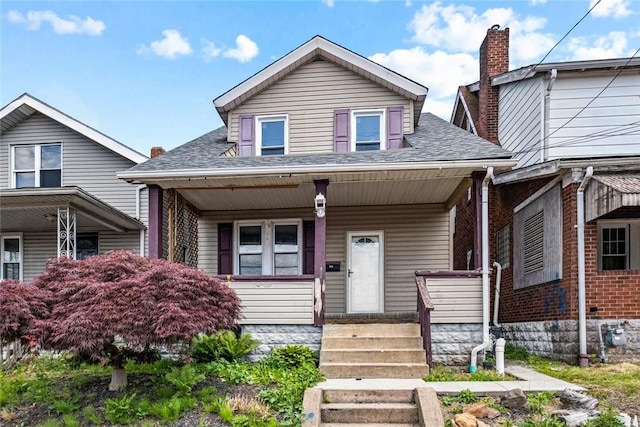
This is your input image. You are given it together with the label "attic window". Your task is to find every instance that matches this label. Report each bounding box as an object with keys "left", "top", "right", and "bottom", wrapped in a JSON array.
[
  {"left": 351, "top": 110, "right": 385, "bottom": 151},
  {"left": 256, "top": 115, "right": 288, "bottom": 156},
  {"left": 12, "top": 144, "right": 62, "bottom": 188}
]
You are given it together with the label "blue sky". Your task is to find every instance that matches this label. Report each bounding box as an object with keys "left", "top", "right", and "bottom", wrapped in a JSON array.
[{"left": 1, "top": 0, "right": 637, "bottom": 156}]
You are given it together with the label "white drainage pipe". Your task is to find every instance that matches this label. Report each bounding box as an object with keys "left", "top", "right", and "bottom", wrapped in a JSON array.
[{"left": 495, "top": 338, "right": 506, "bottom": 375}]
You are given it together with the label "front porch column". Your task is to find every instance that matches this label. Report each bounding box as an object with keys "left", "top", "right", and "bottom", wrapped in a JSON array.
[
  {"left": 314, "top": 179, "right": 329, "bottom": 326},
  {"left": 57, "top": 207, "right": 76, "bottom": 259},
  {"left": 149, "top": 185, "right": 163, "bottom": 259}
]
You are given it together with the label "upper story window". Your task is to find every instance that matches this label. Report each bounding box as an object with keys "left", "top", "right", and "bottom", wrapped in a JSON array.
[
  {"left": 12, "top": 144, "right": 62, "bottom": 188},
  {"left": 256, "top": 115, "right": 288, "bottom": 156},
  {"left": 351, "top": 110, "right": 386, "bottom": 152}
]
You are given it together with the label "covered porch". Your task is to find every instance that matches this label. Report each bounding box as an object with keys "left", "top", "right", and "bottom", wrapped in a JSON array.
[
  {"left": 0, "top": 187, "right": 146, "bottom": 281},
  {"left": 145, "top": 166, "right": 490, "bottom": 327}
]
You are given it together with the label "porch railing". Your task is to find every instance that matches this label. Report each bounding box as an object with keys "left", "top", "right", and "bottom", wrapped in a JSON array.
[
  {"left": 415, "top": 275, "right": 434, "bottom": 369},
  {"left": 1, "top": 339, "right": 25, "bottom": 371},
  {"left": 214, "top": 275, "right": 315, "bottom": 325}
]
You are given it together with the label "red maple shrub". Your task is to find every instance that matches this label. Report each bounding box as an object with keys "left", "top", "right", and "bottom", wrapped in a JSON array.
[
  {"left": 31, "top": 251, "right": 242, "bottom": 389},
  {"left": 0, "top": 279, "right": 50, "bottom": 343}
]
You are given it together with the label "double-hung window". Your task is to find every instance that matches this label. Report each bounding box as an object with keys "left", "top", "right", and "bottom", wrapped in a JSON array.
[
  {"left": 600, "top": 225, "right": 629, "bottom": 270},
  {"left": 1, "top": 235, "right": 22, "bottom": 281},
  {"left": 236, "top": 220, "right": 301, "bottom": 275},
  {"left": 256, "top": 115, "right": 288, "bottom": 156},
  {"left": 12, "top": 144, "right": 62, "bottom": 188},
  {"left": 351, "top": 110, "right": 385, "bottom": 151}
]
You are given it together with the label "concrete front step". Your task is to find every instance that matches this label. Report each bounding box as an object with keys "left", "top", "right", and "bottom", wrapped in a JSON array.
[
  {"left": 321, "top": 402, "right": 419, "bottom": 424},
  {"left": 323, "top": 389, "right": 415, "bottom": 404},
  {"left": 320, "top": 349, "right": 426, "bottom": 364},
  {"left": 320, "top": 363, "right": 429, "bottom": 379},
  {"left": 323, "top": 323, "right": 420, "bottom": 338},
  {"left": 322, "top": 336, "right": 424, "bottom": 350}
]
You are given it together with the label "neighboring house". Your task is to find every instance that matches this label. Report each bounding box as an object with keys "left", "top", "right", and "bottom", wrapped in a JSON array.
[
  {"left": 451, "top": 26, "right": 640, "bottom": 363},
  {"left": 0, "top": 94, "right": 149, "bottom": 282},
  {"left": 119, "top": 36, "right": 515, "bottom": 364}
]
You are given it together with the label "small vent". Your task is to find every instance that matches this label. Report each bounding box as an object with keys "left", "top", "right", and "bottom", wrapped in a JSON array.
[{"left": 523, "top": 210, "right": 544, "bottom": 274}]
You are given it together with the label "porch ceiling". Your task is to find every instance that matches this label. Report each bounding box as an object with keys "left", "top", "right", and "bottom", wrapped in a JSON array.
[
  {"left": 0, "top": 187, "right": 145, "bottom": 232},
  {"left": 179, "top": 176, "right": 468, "bottom": 211}
]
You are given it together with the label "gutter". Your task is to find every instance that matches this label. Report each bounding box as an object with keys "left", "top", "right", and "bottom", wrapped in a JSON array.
[
  {"left": 470, "top": 166, "right": 493, "bottom": 373},
  {"left": 117, "top": 158, "right": 516, "bottom": 181},
  {"left": 577, "top": 166, "right": 593, "bottom": 366}
]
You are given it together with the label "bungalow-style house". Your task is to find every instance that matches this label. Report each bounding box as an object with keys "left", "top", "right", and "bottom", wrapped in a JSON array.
[
  {"left": 119, "top": 36, "right": 515, "bottom": 371},
  {"left": 0, "top": 94, "right": 149, "bottom": 282},
  {"left": 451, "top": 26, "right": 640, "bottom": 363}
]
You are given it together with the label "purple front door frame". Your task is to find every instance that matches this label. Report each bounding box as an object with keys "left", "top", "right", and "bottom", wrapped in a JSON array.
[
  {"left": 314, "top": 179, "right": 329, "bottom": 326},
  {"left": 148, "top": 185, "right": 163, "bottom": 259}
]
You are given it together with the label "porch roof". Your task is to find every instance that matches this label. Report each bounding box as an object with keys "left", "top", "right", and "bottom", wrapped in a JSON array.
[
  {"left": 0, "top": 187, "right": 145, "bottom": 232},
  {"left": 586, "top": 173, "right": 640, "bottom": 222},
  {"left": 118, "top": 113, "right": 514, "bottom": 182}
]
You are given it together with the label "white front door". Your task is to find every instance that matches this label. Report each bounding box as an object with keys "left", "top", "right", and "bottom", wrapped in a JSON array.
[{"left": 347, "top": 231, "right": 384, "bottom": 313}]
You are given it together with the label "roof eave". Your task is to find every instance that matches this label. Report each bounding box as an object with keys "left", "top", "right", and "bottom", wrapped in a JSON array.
[
  {"left": 118, "top": 158, "right": 516, "bottom": 182},
  {"left": 213, "top": 36, "right": 428, "bottom": 123},
  {"left": 0, "top": 94, "right": 148, "bottom": 164}
]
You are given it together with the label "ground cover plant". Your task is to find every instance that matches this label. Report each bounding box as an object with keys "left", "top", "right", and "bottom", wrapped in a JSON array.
[{"left": 0, "top": 342, "right": 324, "bottom": 426}]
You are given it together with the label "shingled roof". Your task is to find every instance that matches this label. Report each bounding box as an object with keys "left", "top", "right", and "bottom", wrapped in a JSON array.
[{"left": 122, "top": 113, "right": 512, "bottom": 176}]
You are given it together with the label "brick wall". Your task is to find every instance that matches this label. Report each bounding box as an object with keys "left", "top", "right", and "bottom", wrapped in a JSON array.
[{"left": 478, "top": 27, "right": 509, "bottom": 144}]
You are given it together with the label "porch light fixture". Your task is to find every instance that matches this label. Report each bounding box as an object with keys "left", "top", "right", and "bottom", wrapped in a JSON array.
[
  {"left": 44, "top": 213, "right": 57, "bottom": 222},
  {"left": 314, "top": 192, "right": 326, "bottom": 218}
]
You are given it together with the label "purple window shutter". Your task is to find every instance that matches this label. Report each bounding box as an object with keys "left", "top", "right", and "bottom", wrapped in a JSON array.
[
  {"left": 387, "top": 106, "right": 404, "bottom": 149},
  {"left": 218, "top": 223, "right": 233, "bottom": 274},
  {"left": 238, "top": 115, "right": 255, "bottom": 156},
  {"left": 303, "top": 220, "right": 315, "bottom": 275},
  {"left": 334, "top": 109, "right": 350, "bottom": 152}
]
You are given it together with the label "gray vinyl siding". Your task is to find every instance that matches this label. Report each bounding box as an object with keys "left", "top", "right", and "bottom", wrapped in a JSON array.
[
  {"left": 228, "top": 60, "right": 413, "bottom": 154},
  {"left": 498, "top": 77, "right": 543, "bottom": 169},
  {"left": 546, "top": 72, "right": 640, "bottom": 160},
  {"left": 426, "top": 277, "right": 482, "bottom": 324},
  {"left": 18, "top": 229, "right": 141, "bottom": 282},
  {"left": 1, "top": 113, "right": 141, "bottom": 218},
  {"left": 198, "top": 204, "right": 451, "bottom": 318}
]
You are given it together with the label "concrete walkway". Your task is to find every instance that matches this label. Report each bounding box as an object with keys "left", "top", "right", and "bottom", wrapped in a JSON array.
[{"left": 316, "top": 363, "right": 586, "bottom": 394}]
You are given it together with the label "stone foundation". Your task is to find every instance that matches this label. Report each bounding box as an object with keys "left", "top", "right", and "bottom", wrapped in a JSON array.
[
  {"left": 242, "top": 325, "right": 322, "bottom": 362},
  {"left": 500, "top": 319, "right": 640, "bottom": 364},
  {"left": 431, "top": 323, "right": 484, "bottom": 366}
]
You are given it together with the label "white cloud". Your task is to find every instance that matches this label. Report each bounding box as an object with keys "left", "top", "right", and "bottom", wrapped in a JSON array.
[
  {"left": 7, "top": 10, "right": 105, "bottom": 35},
  {"left": 590, "top": 0, "right": 633, "bottom": 18},
  {"left": 530, "top": 0, "right": 548, "bottom": 4},
  {"left": 568, "top": 31, "right": 631, "bottom": 60},
  {"left": 138, "top": 30, "right": 192, "bottom": 59},
  {"left": 202, "top": 39, "right": 222, "bottom": 62},
  {"left": 223, "top": 35, "right": 259, "bottom": 63},
  {"left": 407, "top": 2, "right": 555, "bottom": 66},
  {"left": 322, "top": 0, "right": 335, "bottom": 7},
  {"left": 370, "top": 48, "right": 477, "bottom": 103}
]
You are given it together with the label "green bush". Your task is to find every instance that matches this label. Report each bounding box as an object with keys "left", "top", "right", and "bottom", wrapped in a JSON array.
[
  {"left": 165, "top": 364, "right": 205, "bottom": 396},
  {"left": 148, "top": 395, "right": 196, "bottom": 424},
  {"left": 192, "top": 330, "right": 259, "bottom": 362},
  {"left": 104, "top": 392, "right": 136, "bottom": 425},
  {"left": 262, "top": 345, "right": 318, "bottom": 369}
]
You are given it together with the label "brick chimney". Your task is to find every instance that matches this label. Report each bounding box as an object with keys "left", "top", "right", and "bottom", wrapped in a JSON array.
[
  {"left": 478, "top": 25, "right": 509, "bottom": 145},
  {"left": 150, "top": 146, "right": 165, "bottom": 158}
]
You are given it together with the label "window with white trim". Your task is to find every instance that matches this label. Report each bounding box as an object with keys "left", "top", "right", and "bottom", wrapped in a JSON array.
[
  {"left": 12, "top": 144, "right": 62, "bottom": 188},
  {"left": 1, "top": 235, "right": 23, "bottom": 281},
  {"left": 235, "top": 220, "right": 301, "bottom": 275},
  {"left": 256, "top": 115, "right": 288, "bottom": 156},
  {"left": 496, "top": 225, "right": 510, "bottom": 268},
  {"left": 351, "top": 110, "right": 385, "bottom": 151},
  {"left": 599, "top": 224, "right": 633, "bottom": 270}
]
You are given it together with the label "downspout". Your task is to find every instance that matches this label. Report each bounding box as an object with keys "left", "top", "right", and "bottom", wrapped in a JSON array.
[
  {"left": 470, "top": 166, "right": 494, "bottom": 373},
  {"left": 136, "top": 184, "right": 147, "bottom": 257},
  {"left": 493, "top": 261, "right": 502, "bottom": 327},
  {"left": 577, "top": 166, "right": 593, "bottom": 366}
]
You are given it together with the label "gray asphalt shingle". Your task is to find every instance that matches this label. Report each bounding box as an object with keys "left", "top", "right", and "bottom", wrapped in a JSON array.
[{"left": 126, "top": 113, "right": 512, "bottom": 173}]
